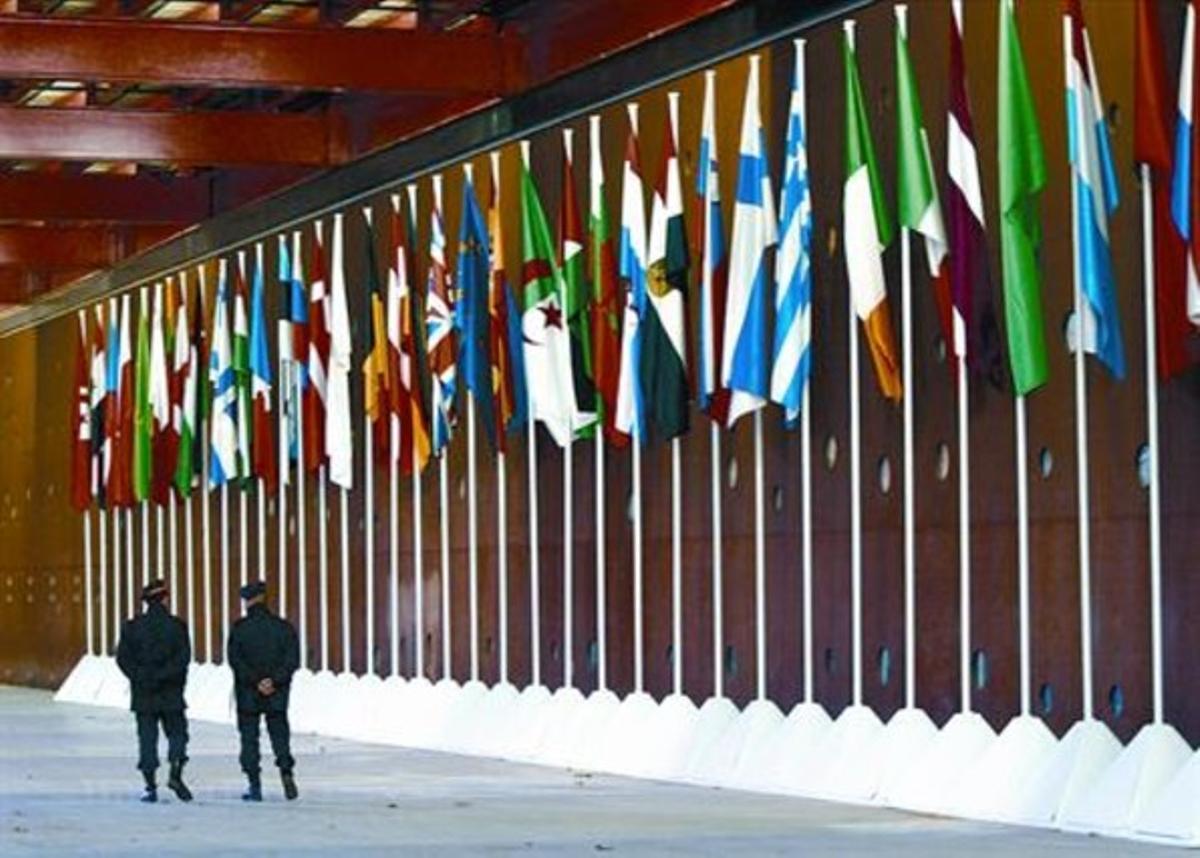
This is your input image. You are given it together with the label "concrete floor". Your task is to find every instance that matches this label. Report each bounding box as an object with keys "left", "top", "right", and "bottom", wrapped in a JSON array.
[{"left": 0, "top": 686, "right": 1183, "bottom": 856}]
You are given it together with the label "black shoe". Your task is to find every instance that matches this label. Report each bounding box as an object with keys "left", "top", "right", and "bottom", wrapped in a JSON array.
[
  {"left": 241, "top": 773, "right": 262, "bottom": 803},
  {"left": 167, "top": 762, "right": 193, "bottom": 803},
  {"left": 140, "top": 771, "right": 157, "bottom": 803},
  {"left": 281, "top": 770, "right": 298, "bottom": 801}
]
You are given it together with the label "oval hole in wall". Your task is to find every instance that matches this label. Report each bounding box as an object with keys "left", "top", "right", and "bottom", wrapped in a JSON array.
[
  {"left": 824, "top": 436, "right": 839, "bottom": 471},
  {"left": 826, "top": 225, "right": 839, "bottom": 259},
  {"left": 824, "top": 647, "right": 837, "bottom": 676},
  {"left": 485, "top": 636, "right": 494, "bottom": 655},
  {"left": 1039, "top": 447, "right": 1054, "bottom": 479},
  {"left": 665, "top": 644, "right": 673, "bottom": 666},
  {"left": 551, "top": 640, "right": 561, "bottom": 662},
  {"left": 458, "top": 477, "right": 466, "bottom": 500},
  {"left": 1109, "top": 684, "right": 1126, "bottom": 719},
  {"left": 877, "top": 456, "right": 892, "bottom": 495},
  {"left": 877, "top": 646, "right": 892, "bottom": 687},
  {"left": 1136, "top": 443, "right": 1151, "bottom": 490},
  {"left": 1038, "top": 682, "right": 1055, "bottom": 715},
  {"left": 935, "top": 442, "right": 951, "bottom": 482},
  {"left": 772, "top": 485, "right": 784, "bottom": 513},
  {"left": 724, "top": 644, "right": 739, "bottom": 680},
  {"left": 726, "top": 455, "right": 739, "bottom": 490},
  {"left": 934, "top": 335, "right": 947, "bottom": 365},
  {"left": 587, "top": 640, "right": 598, "bottom": 670},
  {"left": 972, "top": 649, "right": 989, "bottom": 690}
]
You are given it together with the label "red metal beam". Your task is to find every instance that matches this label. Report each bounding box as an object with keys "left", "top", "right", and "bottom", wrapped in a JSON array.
[
  {"left": 0, "top": 15, "right": 525, "bottom": 96},
  {"left": 0, "top": 224, "right": 181, "bottom": 269},
  {"left": 0, "top": 105, "right": 347, "bottom": 166},
  {"left": 0, "top": 172, "right": 211, "bottom": 223}
]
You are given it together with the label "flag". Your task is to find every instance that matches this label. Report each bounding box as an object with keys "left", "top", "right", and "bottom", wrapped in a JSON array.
[
  {"left": 90, "top": 305, "right": 108, "bottom": 509},
  {"left": 520, "top": 144, "right": 579, "bottom": 447},
  {"left": 232, "top": 255, "right": 253, "bottom": 484},
  {"left": 771, "top": 43, "right": 814, "bottom": 427},
  {"left": 209, "top": 262, "right": 239, "bottom": 487},
  {"left": 644, "top": 97, "right": 690, "bottom": 439},
  {"left": 386, "top": 197, "right": 411, "bottom": 469},
  {"left": 305, "top": 224, "right": 330, "bottom": 473},
  {"left": 948, "top": 0, "right": 1005, "bottom": 384},
  {"left": 1137, "top": 0, "right": 1191, "bottom": 379},
  {"left": 362, "top": 210, "right": 392, "bottom": 466},
  {"left": 896, "top": 11, "right": 952, "bottom": 358},
  {"left": 844, "top": 27, "right": 902, "bottom": 402},
  {"left": 249, "top": 245, "right": 277, "bottom": 491},
  {"left": 108, "top": 297, "right": 131, "bottom": 508},
  {"left": 696, "top": 72, "right": 730, "bottom": 426},
  {"left": 722, "top": 57, "right": 777, "bottom": 426},
  {"left": 615, "top": 108, "right": 649, "bottom": 442},
  {"left": 457, "top": 168, "right": 498, "bottom": 451},
  {"left": 192, "top": 267, "right": 210, "bottom": 476},
  {"left": 132, "top": 288, "right": 153, "bottom": 503},
  {"left": 1064, "top": 0, "right": 1125, "bottom": 379},
  {"left": 395, "top": 193, "right": 432, "bottom": 474},
  {"left": 999, "top": 0, "right": 1049, "bottom": 396},
  {"left": 70, "top": 311, "right": 92, "bottom": 514},
  {"left": 588, "top": 116, "right": 625, "bottom": 444},
  {"left": 173, "top": 275, "right": 197, "bottom": 497},
  {"left": 426, "top": 179, "right": 458, "bottom": 456},
  {"left": 487, "top": 157, "right": 526, "bottom": 452},
  {"left": 560, "top": 131, "right": 597, "bottom": 436},
  {"left": 278, "top": 232, "right": 308, "bottom": 473},
  {"left": 149, "top": 281, "right": 173, "bottom": 505},
  {"left": 1173, "top": 2, "right": 1200, "bottom": 328},
  {"left": 327, "top": 214, "right": 354, "bottom": 489}
]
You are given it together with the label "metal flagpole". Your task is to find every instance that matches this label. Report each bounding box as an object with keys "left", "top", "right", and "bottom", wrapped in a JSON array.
[
  {"left": 594, "top": 433, "right": 606, "bottom": 692},
  {"left": 413, "top": 436, "right": 424, "bottom": 679},
  {"left": 142, "top": 501, "right": 150, "bottom": 584},
  {"left": 199, "top": 263, "right": 213, "bottom": 662},
  {"left": 498, "top": 450, "right": 509, "bottom": 684},
  {"left": 84, "top": 512, "right": 94, "bottom": 655},
  {"left": 753, "top": 410, "right": 766, "bottom": 701},
  {"left": 99, "top": 509, "right": 108, "bottom": 654},
  {"left": 632, "top": 439, "right": 643, "bottom": 693},
  {"left": 278, "top": 240, "right": 289, "bottom": 621},
  {"left": 801, "top": 384, "right": 814, "bottom": 702},
  {"left": 849, "top": 236, "right": 864, "bottom": 708},
  {"left": 113, "top": 510, "right": 122, "bottom": 636},
  {"left": 528, "top": 416, "right": 541, "bottom": 686},
  {"left": 710, "top": 423, "right": 723, "bottom": 699},
  {"left": 901, "top": 220, "right": 917, "bottom": 710},
  {"left": 671, "top": 436, "right": 683, "bottom": 697},
  {"left": 185, "top": 492, "right": 195, "bottom": 651},
  {"left": 389, "top": 422, "right": 399, "bottom": 677},
  {"left": 239, "top": 487, "right": 249, "bottom": 589},
  {"left": 439, "top": 452, "right": 451, "bottom": 680},
  {"left": 564, "top": 437, "right": 574, "bottom": 689},
  {"left": 957, "top": 354, "right": 972, "bottom": 713},
  {"left": 168, "top": 499, "right": 177, "bottom": 610},
  {"left": 364, "top": 207, "right": 377, "bottom": 677},
  {"left": 296, "top": 342, "right": 309, "bottom": 671},
  {"left": 1141, "top": 165, "right": 1164, "bottom": 723},
  {"left": 126, "top": 507, "right": 136, "bottom": 614},
  {"left": 1015, "top": 394, "right": 1031, "bottom": 715},
  {"left": 221, "top": 483, "right": 230, "bottom": 657},
  {"left": 319, "top": 464, "right": 330, "bottom": 671},
  {"left": 341, "top": 484, "right": 351, "bottom": 673},
  {"left": 469, "top": 400, "right": 481, "bottom": 683}
]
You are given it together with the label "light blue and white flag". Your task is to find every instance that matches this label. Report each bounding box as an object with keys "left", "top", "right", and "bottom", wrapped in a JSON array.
[
  {"left": 771, "top": 41, "right": 813, "bottom": 426},
  {"left": 721, "top": 54, "right": 777, "bottom": 427},
  {"left": 696, "top": 69, "right": 730, "bottom": 425},
  {"left": 615, "top": 104, "right": 649, "bottom": 443},
  {"left": 1172, "top": 0, "right": 1200, "bottom": 325},
  {"left": 1065, "top": 0, "right": 1124, "bottom": 377},
  {"left": 208, "top": 261, "right": 238, "bottom": 487}
]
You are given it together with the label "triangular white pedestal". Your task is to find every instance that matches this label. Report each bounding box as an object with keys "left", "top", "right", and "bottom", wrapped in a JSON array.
[
  {"left": 679, "top": 696, "right": 740, "bottom": 783},
  {"left": 504, "top": 684, "right": 555, "bottom": 762},
  {"left": 811, "top": 704, "right": 887, "bottom": 802},
  {"left": 392, "top": 676, "right": 437, "bottom": 746},
  {"left": 688, "top": 699, "right": 783, "bottom": 787},
  {"left": 529, "top": 686, "right": 588, "bottom": 766},
  {"left": 55, "top": 654, "right": 109, "bottom": 704},
  {"left": 767, "top": 701, "right": 834, "bottom": 796},
  {"left": 1058, "top": 721, "right": 1190, "bottom": 837},
  {"left": 1132, "top": 743, "right": 1200, "bottom": 845},
  {"left": 949, "top": 713, "right": 1058, "bottom": 823},
  {"left": 563, "top": 689, "right": 621, "bottom": 771},
  {"left": 436, "top": 679, "right": 488, "bottom": 753},
  {"left": 192, "top": 662, "right": 233, "bottom": 724},
  {"left": 634, "top": 693, "right": 700, "bottom": 780},
  {"left": 342, "top": 673, "right": 386, "bottom": 742},
  {"left": 370, "top": 675, "right": 410, "bottom": 745},
  {"left": 881, "top": 709, "right": 994, "bottom": 813},
  {"left": 597, "top": 691, "right": 660, "bottom": 776},
  {"left": 723, "top": 700, "right": 787, "bottom": 791},
  {"left": 94, "top": 657, "right": 130, "bottom": 710},
  {"left": 461, "top": 682, "right": 521, "bottom": 757}
]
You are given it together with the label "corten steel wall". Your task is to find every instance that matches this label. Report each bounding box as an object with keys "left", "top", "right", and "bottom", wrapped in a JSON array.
[{"left": 1, "top": 0, "right": 1197, "bottom": 746}]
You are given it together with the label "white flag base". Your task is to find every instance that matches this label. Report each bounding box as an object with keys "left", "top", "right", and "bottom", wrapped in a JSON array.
[
  {"left": 873, "top": 706, "right": 940, "bottom": 804},
  {"left": 880, "top": 709, "right": 995, "bottom": 813},
  {"left": 948, "top": 713, "right": 1058, "bottom": 822},
  {"left": 504, "top": 684, "right": 556, "bottom": 762},
  {"left": 679, "top": 695, "right": 741, "bottom": 781},
  {"left": 596, "top": 690, "right": 660, "bottom": 776},
  {"left": 633, "top": 693, "right": 701, "bottom": 780},
  {"left": 288, "top": 669, "right": 325, "bottom": 733},
  {"left": 371, "top": 675, "right": 410, "bottom": 745},
  {"left": 94, "top": 656, "right": 130, "bottom": 710},
  {"left": 462, "top": 681, "right": 522, "bottom": 757},
  {"left": 321, "top": 671, "right": 367, "bottom": 738},
  {"left": 191, "top": 663, "right": 233, "bottom": 724},
  {"left": 810, "top": 704, "right": 887, "bottom": 801},
  {"left": 767, "top": 701, "right": 835, "bottom": 795},
  {"left": 527, "top": 685, "right": 587, "bottom": 766},
  {"left": 723, "top": 699, "right": 788, "bottom": 790},
  {"left": 563, "top": 688, "right": 622, "bottom": 770},
  {"left": 688, "top": 698, "right": 784, "bottom": 787},
  {"left": 1133, "top": 744, "right": 1200, "bottom": 845},
  {"left": 54, "top": 654, "right": 110, "bottom": 705},
  {"left": 343, "top": 673, "right": 387, "bottom": 742},
  {"left": 436, "top": 679, "right": 488, "bottom": 753},
  {"left": 1059, "top": 721, "right": 1190, "bottom": 837},
  {"left": 392, "top": 676, "right": 440, "bottom": 746}
]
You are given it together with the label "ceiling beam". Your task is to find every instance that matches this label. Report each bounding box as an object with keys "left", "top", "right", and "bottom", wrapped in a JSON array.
[
  {"left": 0, "top": 172, "right": 211, "bottom": 223},
  {"left": 0, "top": 15, "right": 524, "bottom": 96},
  {"left": 0, "top": 105, "right": 347, "bottom": 166},
  {"left": 0, "top": 224, "right": 181, "bottom": 269}
]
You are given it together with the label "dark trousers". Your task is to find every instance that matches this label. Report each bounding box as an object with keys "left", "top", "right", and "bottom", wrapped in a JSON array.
[
  {"left": 238, "top": 710, "right": 294, "bottom": 775},
  {"left": 135, "top": 711, "right": 189, "bottom": 774}
]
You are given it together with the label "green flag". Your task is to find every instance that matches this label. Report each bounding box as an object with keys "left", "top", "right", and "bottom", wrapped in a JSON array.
[
  {"left": 132, "top": 290, "right": 152, "bottom": 502},
  {"left": 998, "top": 0, "right": 1048, "bottom": 395},
  {"left": 559, "top": 133, "right": 596, "bottom": 438}
]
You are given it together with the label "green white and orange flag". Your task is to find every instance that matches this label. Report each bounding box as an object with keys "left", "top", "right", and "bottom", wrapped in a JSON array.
[
  {"left": 132, "top": 287, "right": 153, "bottom": 502},
  {"left": 843, "top": 22, "right": 902, "bottom": 402}
]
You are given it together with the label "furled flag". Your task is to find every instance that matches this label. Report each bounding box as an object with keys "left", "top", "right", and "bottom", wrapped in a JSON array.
[
  {"left": 843, "top": 24, "right": 902, "bottom": 402},
  {"left": 426, "top": 178, "right": 458, "bottom": 455},
  {"left": 948, "top": 0, "right": 1004, "bottom": 385},
  {"left": 279, "top": 232, "right": 308, "bottom": 473},
  {"left": 560, "top": 130, "right": 597, "bottom": 436},
  {"left": 588, "top": 116, "right": 625, "bottom": 444},
  {"left": 362, "top": 210, "right": 392, "bottom": 466},
  {"left": 109, "top": 296, "right": 131, "bottom": 508},
  {"left": 326, "top": 214, "right": 354, "bottom": 489},
  {"left": 249, "top": 245, "right": 277, "bottom": 491},
  {"left": 771, "top": 42, "right": 814, "bottom": 427},
  {"left": 487, "top": 155, "right": 527, "bottom": 451},
  {"left": 1173, "top": 1, "right": 1200, "bottom": 328},
  {"left": 722, "top": 56, "right": 777, "bottom": 426},
  {"left": 999, "top": 0, "right": 1049, "bottom": 396},
  {"left": 173, "top": 274, "right": 197, "bottom": 498},
  {"left": 149, "top": 281, "right": 174, "bottom": 505},
  {"left": 305, "top": 224, "right": 330, "bottom": 474},
  {"left": 232, "top": 254, "right": 253, "bottom": 483},
  {"left": 520, "top": 144, "right": 579, "bottom": 447},
  {"left": 1137, "top": 0, "right": 1191, "bottom": 379},
  {"left": 209, "top": 261, "right": 239, "bottom": 488},
  {"left": 615, "top": 107, "right": 649, "bottom": 442},
  {"left": 132, "top": 288, "right": 153, "bottom": 503},
  {"left": 644, "top": 95, "right": 691, "bottom": 440},
  {"left": 396, "top": 191, "right": 432, "bottom": 474},
  {"left": 1064, "top": 0, "right": 1125, "bottom": 378},
  {"left": 696, "top": 72, "right": 730, "bottom": 426},
  {"left": 70, "top": 310, "right": 92, "bottom": 513},
  {"left": 457, "top": 167, "right": 498, "bottom": 450},
  {"left": 896, "top": 9, "right": 952, "bottom": 360},
  {"left": 385, "top": 197, "right": 411, "bottom": 469},
  {"left": 90, "top": 305, "right": 108, "bottom": 509}
]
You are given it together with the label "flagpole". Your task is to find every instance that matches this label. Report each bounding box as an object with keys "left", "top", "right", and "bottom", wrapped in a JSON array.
[
  {"left": 801, "top": 385, "right": 814, "bottom": 703},
  {"left": 389, "top": 426, "right": 399, "bottom": 678},
  {"left": 469, "top": 399, "right": 481, "bottom": 683},
  {"left": 752, "top": 410, "right": 767, "bottom": 701},
  {"left": 518, "top": 141, "right": 542, "bottom": 689},
  {"left": 498, "top": 450, "right": 509, "bottom": 684},
  {"left": 221, "top": 483, "right": 230, "bottom": 657},
  {"left": 1141, "top": 165, "right": 1164, "bottom": 723},
  {"left": 900, "top": 216, "right": 917, "bottom": 710},
  {"left": 341, "top": 485, "right": 351, "bottom": 674},
  {"left": 413, "top": 436, "right": 424, "bottom": 679},
  {"left": 113, "top": 509, "right": 122, "bottom": 637},
  {"left": 957, "top": 357, "right": 973, "bottom": 713},
  {"left": 319, "top": 464, "right": 330, "bottom": 672},
  {"left": 1014, "top": 393, "right": 1031, "bottom": 714},
  {"left": 671, "top": 435, "right": 683, "bottom": 697},
  {"left": 199, "top": 263, "right": 212, "bottom": 662},
  {"left": 142, "top": 501, "right": 150, "bottom": 584},
  {"left": 168, "top": 498, "right": 177, "bottom": 610},
  {"left": 848, "top": 229, "right": 864, "bottom": 709},
  {"left": 154, "top": 504, "right": 162, "bottom": 583},
  {"left": 594, "top": 433, "right": 607, "bottom": 692},
  {"left": 83, "top": 511, "right": 94, "bottom": 655},
  {"left": 297, "top": 358, "right": 309, "bottom": 672},
  {"left": 364, "top": 207, "right": 377, "bottom": 678},
  {"left": 98, "top": 508, "right": 108, "bottom": 654},
  {"left": 710, "top": 422, "right": 723, "bottom": 699},
  {"left": 277, "top": 277, "right": 289, "bottom": 621},
  {"left": 632, "top": 438, "right": 643, "bottom": 694},
  {"left": 437, "top": 451, "right": 450, "bottom": 680},
  {"left": 1064, "top": 19, "right": 1094, "bottom": 722},
  {"left": 185, "top": 492, "right": 195, "bottom": 652},
  {"left": 126, "top": 507, "right": 135, "bottom": 615}
]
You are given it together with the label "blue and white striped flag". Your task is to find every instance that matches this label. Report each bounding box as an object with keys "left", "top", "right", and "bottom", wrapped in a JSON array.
[
  {"left": 721, "top": 54, "right": 776, "bottom": 428},
  {"left": 208, "top": 261, "right": 238, "bottom": 487},
  {"left": 696, "top": 69, "right": 730, "bottom": 425},
  {"left": 770, "top": 40, "right": 813, "bottom": 426},
  {"left": 1172, "top": 0, "right": 1200, "bottom": 326},
  {"left": 1065, "top": 0, "right": 1125, "bottom": 377},
  {"left": 615, "top": 104, "right": 649, "bottom": 443}
]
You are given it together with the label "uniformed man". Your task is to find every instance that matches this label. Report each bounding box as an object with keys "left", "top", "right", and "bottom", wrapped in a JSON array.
[
  {"left": 115, "top": 579, "right": 193, "bottom": 803},
  {"left": 227, "top": 580, "right": 300, "bottom": 802}
]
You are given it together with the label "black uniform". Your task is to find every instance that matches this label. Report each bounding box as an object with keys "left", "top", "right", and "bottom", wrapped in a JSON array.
[
  {"left": 227, "top": 603, "right": 300, "bottom": 777},
  {"left": 115, "top": 600, "right": 191, "bottom": 776}
]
